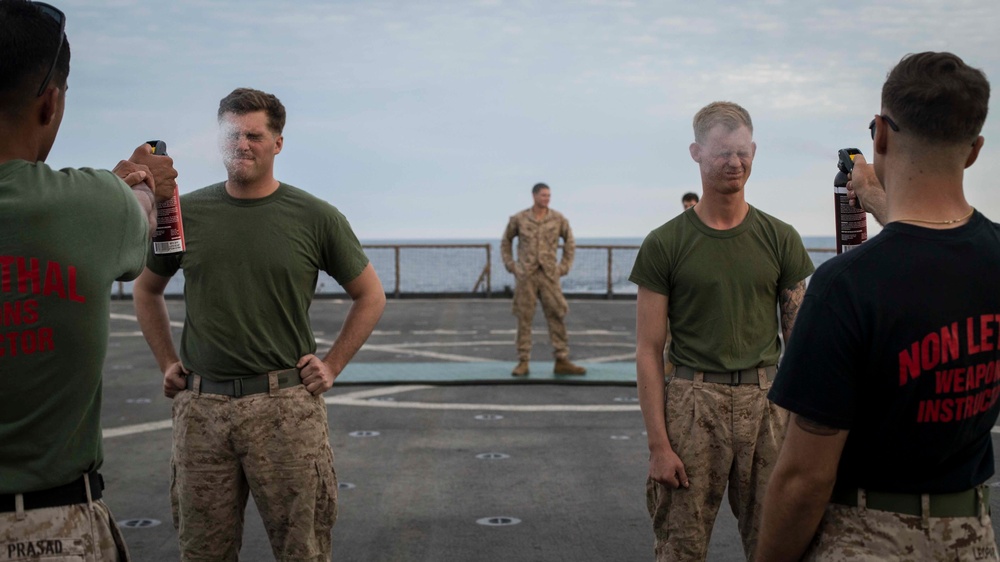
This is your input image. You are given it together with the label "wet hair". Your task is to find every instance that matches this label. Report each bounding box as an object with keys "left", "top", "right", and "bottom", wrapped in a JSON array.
[
  {"left": 217, "top": 88, "right": 286, "bottom": 135},
  {"left": 692, "top": 101, "right": 753, "bottom": 144},
  {"left": 532, "top": 183, "right": 550, "bottom": 195},
  {"left": 0, "top": 0, "right": 71, "bottom": 116},
  {"left": 882, "top": 52, "right": 990, "bottom": 145},
  {"left": 681, "top": 192, "right": 699, "bottom": 203}
]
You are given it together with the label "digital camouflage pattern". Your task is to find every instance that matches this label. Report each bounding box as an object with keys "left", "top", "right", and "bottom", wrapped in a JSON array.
[
  {"left": 171, "top": 377, "right": 337, "bottom": 562},
  {"left": 803, "top": 503, "right": 998, "bottom": 561},
  {"left": 501, "top": 209, "right": 575, "bottom": 360},
  {"left": 646, "top": 374, "right": 788, "bottom": 561},
  {"left": 0, "top": 500, "right": 129, "bottom": 561}
]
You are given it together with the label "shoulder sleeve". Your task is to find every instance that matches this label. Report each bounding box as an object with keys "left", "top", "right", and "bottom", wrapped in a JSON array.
[
  {"left": 319, "top": 204, "right": 369, "bottom": 286},
  {"left": 628, "top": 230, "right": 671, "bottom": 296},
  {"left": 88, "top": 170, "right": 149, "bottom": 282},
  {"left": 777, "top": 225, "right": 815, "bottom": 291},
  {"left": 768, "top": 275, "right": 860, "bottom": 428}
]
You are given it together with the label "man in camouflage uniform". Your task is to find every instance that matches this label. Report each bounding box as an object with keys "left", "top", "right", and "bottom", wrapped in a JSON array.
[
  {"left": 630, "top": 101, "right": 813, "bottom": 561},
  {"left": 133, "top": 88, "right": 385, "bottom": 561},
  {"left": 758, "top": 52, "right": 998, "bottom": 562},
  {"left": 501, "top": 183, "right": 586, "bottom": 377}
]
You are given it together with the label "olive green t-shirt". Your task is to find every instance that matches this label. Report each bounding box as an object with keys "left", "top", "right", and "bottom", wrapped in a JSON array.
[
  {"left": 147, "top": 182, "right": 369, "bottom": 380},
  {"left": 1, "top": 160, "right": 149, "bottom": 493},
  {"left": 629, "top": 205, "right": 814, "bottom": 372}
]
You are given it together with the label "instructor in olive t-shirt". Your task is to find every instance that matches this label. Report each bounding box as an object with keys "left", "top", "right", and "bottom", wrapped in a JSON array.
[{"left": 133, "top": 88, "right": 385, "bottom": 561}]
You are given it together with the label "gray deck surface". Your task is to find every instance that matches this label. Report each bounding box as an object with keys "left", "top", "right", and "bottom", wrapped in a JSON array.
[{"left": 97, "top": 299, "right": 1000, "bottom": 561}]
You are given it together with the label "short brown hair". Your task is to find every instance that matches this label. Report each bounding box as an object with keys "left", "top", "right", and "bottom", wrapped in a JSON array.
[
  {"left": 532, "top": 183, "right": 549, "bottom": 194},
  {"left": 217, "top": 88, "right": 286, "bottom": 135},
  {"left": 692, "top": 101, "right": 753, "bottom": 143},
  {"left": 882, "top": 52, "right": 990, "bottom": 145}
]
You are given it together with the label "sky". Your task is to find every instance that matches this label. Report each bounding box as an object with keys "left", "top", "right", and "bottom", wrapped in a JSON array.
[{"left": 48, "top": 0, "right": 1000, "bottom": 240}]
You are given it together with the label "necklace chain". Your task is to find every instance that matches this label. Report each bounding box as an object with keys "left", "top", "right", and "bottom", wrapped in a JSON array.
[{"left": 896, "top": 207, "right": 975, "bottom": 225}]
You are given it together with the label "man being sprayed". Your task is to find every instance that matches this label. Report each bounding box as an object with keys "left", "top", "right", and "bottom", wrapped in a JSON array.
[
  {"left": 134, "top": 88, "right": 385, "bottom": 561},
  {"left": 757, "top": 52, "right": 998, "bottom": 561},
  {"left": 631, "top": 101, "right": 813, "bottom": 560}
]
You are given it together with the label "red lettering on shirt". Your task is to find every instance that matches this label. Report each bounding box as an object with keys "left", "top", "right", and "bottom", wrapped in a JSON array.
[
  {"left": 980, "top": 315, "right": 996, "bottom": 353},
  {"left": 0, "top": 256, "right": 86, "bottom": 302}
]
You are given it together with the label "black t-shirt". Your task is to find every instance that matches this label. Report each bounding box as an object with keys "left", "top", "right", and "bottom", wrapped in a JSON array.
[{"left": 769, "top": 212, "right": 1000, "bottom": 493}]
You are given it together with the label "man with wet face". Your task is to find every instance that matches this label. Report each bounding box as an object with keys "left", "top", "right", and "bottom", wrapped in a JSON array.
[
  {"left": 630, "top": 101, "right": 813, "bottom": 560},
  {"left": 133, "top": 87, "right": 386, "bottom": 561},
  {"left": 0, "top": 1, "right": 176, "bottom": 560}
]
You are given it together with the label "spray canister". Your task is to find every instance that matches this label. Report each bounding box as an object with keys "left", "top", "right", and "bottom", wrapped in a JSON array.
[
  {"left": 147, "top": 140, "right": 186, "bottom": 254},
  {"left": 833, "top": 148, "right": 867, "bottom": 254}
]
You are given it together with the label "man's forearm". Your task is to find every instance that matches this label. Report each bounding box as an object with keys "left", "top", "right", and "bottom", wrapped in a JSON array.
[
  {"left": 134, "top": 287, "right": 180, "bottom": 372},
  {"left": 130, "top": 181, "right": 157, "bottom": 238},
  {"left": 636, "top": 346, "right": 670, "bottom": 453},
  {"left": 321, "top": 289, "right": 385, "bottom": 374},
  {"left": 755, "top": 470, "right": 832, "bottom": 561}
]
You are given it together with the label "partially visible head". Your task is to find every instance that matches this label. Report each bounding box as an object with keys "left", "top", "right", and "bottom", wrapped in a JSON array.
[
  {"left": 217, "top": 87, "right": 286, "bottom": 135},
  {"left": 0, "top": 0, "right": 70, "bottom": 121},
  {"left": 532, "top": 182, "right": 551, "bottom": 209},
  {"left": 881, "top": 52, "right": 990, "bottom": 147},
  {"left": 681, "top": 192, "right": 699, "bottom": 210},
  {"left": 692, "top": 101, "right": 753, "bottom": 144}
]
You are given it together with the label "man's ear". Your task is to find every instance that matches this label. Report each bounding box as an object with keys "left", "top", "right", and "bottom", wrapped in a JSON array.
[
  {"left": 965, "top": 136, "right": 984, "bottom": 169},
  {"left": 689, "top": 142, "right": 701, "bottom": 163},
  {"left": 38, "top": 86, "right": 61, "bottom": 126},
  {"left": 274, "top": 134, "right": 283, "bottom": 155},
  {"left": 873, "top": 115, "right": 889, "bottom": 156}
]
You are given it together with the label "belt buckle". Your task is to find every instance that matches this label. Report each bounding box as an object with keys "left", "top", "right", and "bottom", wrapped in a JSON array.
[{"left": 729, "top": 370, "right": 742, "bottom": 386}]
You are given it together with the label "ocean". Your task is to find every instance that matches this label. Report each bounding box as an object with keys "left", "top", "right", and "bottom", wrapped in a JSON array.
[{"left": 114, "top": 236, "right": 837, "bottom": 298}]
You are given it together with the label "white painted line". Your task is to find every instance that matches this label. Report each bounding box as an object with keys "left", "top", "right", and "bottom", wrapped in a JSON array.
[
  {"left": 109, "top": 331, "right": 146, "bottom": 337},
  {"left": 364, "top": 340, "right": 511, "bottom": 348},
  {"left": 412, "top": 330, "right": 478, "bottom": 335},
  {"left": 587, "top": 353, "right": 636, "bottom": 364},
  {"left": 490, "top": 330, "right": 629, "bottom": 336},
  {"left": 359, "top": 345, "right": 494, "bottom": 362},
  {"left": 326, "top": 397, "right": 640, "bottom": 412},
  {"left": 103, "top": 419, "right": 172, "bottom": 439},
  {"left": 329, "top": 386, "right": 433, "bottom": 401},
  {"left": 110, "top": 313, "right": 182, "bottom": 329},
  {"left": 371, "top": 330, "right": 402, "bottom": 336},
  {"left": 324, "top": 385, "right": 639, "bottom": 412},
  {"left": 316, "top": 337, "right": 494, "bottom": 363}
]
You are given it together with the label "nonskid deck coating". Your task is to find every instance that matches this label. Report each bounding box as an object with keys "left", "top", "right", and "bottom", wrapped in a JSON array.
[{"left": 95, "top": 301, "right": 1000, "bottom": 561}]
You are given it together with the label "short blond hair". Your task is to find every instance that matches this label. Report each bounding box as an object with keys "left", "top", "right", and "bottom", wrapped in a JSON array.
[{"left": 692, "top": 101, "right": 753, "bottom": 143}]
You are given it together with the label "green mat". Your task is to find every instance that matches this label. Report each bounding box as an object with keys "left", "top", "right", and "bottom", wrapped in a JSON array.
[{"left": 336, "top": 361, "right": 636, "bottom": 386}]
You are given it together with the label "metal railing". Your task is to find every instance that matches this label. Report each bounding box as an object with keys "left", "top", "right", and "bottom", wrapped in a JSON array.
[{"left": 113, "top": 244, "right": 838, "bottom": 300}]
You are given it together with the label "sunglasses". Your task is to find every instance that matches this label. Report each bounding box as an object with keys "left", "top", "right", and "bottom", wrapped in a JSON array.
[
  {"left": 33, "top": 2, "right": 66, "bottom": 97},
  {"left": 868, "top": 114, "right": 900, "bottom": 140}
]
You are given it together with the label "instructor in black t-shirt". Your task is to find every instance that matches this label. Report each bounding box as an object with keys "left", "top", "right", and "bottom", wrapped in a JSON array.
[{"left": 757, "top": 52, "right": 998, "bottom": 561}]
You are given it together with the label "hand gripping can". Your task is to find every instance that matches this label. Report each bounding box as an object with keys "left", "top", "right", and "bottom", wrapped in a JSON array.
[
  {"left": 148, "top": 140, "right": 186, "bottom": 254},
  {"left": 833, "top": 148, "right": 867, "bottom": 254}
]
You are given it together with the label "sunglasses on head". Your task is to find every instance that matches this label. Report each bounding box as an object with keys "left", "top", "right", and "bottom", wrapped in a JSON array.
[
  {"left": 868, "top": 114, "right": 900, "bottom": 140},
  {"left": 33, "top": 2, "right": 66, "bottom": 97}
]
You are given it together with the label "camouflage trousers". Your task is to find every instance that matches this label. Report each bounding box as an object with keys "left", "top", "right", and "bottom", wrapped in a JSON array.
[
  {"left": 646, "top": 373, "right": 788, "bottom": 561},
  {"left": 512, "top": 269, "right": 569, "bottom": 360},
  {"left": 802, "top": 502, "right": 998, "bottom": 561},
  {"left": 0, "top": 483, "right": 129, "bottom": 561},
  {"left": 171, "top": 375, "right": 338, "bottom": 562}
]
